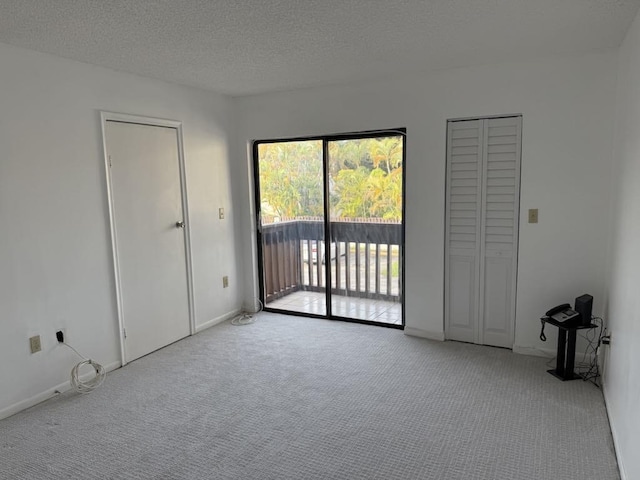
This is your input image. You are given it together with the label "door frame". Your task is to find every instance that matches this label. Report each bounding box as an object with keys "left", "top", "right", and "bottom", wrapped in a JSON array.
[
  {"left": 100, "top": 111, "right": 196, "bottom": 365},
  {"left": 252, "top": 128, "right": 406, "bottom": 329}
]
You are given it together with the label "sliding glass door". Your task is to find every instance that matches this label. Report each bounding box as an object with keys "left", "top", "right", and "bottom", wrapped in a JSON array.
[
  {"left": 254, "top": 130, "right": 405, "bottom": 328},
  {"left": 327, "top": 137, "right": 403, "bottom": 324},
  {"left": 256, "top": 140, "right": 326, "bottom": 316}
]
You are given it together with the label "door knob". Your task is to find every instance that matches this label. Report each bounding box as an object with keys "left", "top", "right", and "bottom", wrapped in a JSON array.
[{"left": 176, "top": 221, "right": 185, "bottom": 229}]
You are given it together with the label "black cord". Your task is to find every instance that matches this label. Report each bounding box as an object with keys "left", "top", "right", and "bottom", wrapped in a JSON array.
[
  {"left": 576, "top": 316, "right": 604, "bottom": 387},
  {"left": 539, "top": 315, "right": 605, "bottom": 387},
  {"left": 539, "top": 317, "right": 547, "bottom": 342}
]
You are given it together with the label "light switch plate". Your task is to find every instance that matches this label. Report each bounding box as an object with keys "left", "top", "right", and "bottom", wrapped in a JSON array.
[
  {"left": 219, "top": 207, "right": 225, "bottom": 219},
  {"left": 29, "top": 335, "right": 41, "bottom": 354},
  {"left": 223, "top": 276, "right": 229, "bottom": 288},
  {"left": 528, "top": 209, "right": 538, "bottom": 224}
]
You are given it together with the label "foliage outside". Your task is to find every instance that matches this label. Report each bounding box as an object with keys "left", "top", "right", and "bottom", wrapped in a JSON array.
[{"left": 258, "top": 137, "right": 403, "bottom": 223}]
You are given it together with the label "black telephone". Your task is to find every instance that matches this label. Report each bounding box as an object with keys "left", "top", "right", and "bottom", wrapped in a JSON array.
[
  {"left": 545, "top": 304, "right": 580, "bottom": 323},
  {"left": 540, "top": 295, "right": 594, "bottom": 364},
  {"left": 540, "top": 303, "right": 581, "bottom": 341}
]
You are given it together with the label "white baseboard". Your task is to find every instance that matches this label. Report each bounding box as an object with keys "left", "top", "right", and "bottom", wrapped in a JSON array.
[
  {"left": 513, "top": 344, "right": 596, "bottom": 366},
  {"left": 0, "top": 360, "right": 121, "bottom": 421},
  {"left": 404, "top": 327, "right": 445, "bottom": 341},
  {"left": 603, "top": 384, "right": 627, "bottom": 480},
  {"left": 195, "top": 308, "right": 241, "bottom": 333}
]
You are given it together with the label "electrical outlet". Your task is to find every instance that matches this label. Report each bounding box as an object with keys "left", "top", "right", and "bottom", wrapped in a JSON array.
[
  {"left": 223, "top": 276, "right": 229, "bottom": 288},
  {"left": 528, "top": 208, "right": 538, "bottom": 224},
  {"left": 219, "top": 207, "right": 225, "bottom": 220},
  {"left": 29, "top": 335, "right": 42, "bottom": 354}
]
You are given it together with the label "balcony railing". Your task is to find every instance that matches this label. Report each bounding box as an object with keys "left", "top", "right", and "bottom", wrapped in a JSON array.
[{"left": 261, "top": 218, "right": 402, "bottom": 305}]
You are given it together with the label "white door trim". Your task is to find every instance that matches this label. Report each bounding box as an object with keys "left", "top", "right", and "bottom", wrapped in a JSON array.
[{"left": 100, "top": 111, "right": 196, "bottom": 366}]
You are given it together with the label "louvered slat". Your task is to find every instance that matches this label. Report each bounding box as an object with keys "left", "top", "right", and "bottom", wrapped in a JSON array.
[
  {"left": 451, "top": 170, "right": 478, "bottom": 179},
  {"left": 485, "top": 218, "right": 513, "bottom": 227},
  {"left": 451, "top": 127, "right": 480, "bottom": 139},
  {"left": 487, "top": 144, "right": 517, "bottom": 154},
  {"left": 451, "top": 163, "right": 478, "bottom": 172},
  {"left": 485, "top": 203, "right": 514, "bottom": 211},
  {"left": 488, "top": 160, "right": 516, "bottom": 169},
  {"left": 488, "top": 126, "right": 517, "bottom": 137},
  {"left": 486, "top": 177, "right": 514, "bottom": 186},
  {"left": 451, "top": 154, "right": 479, "bottom": 162},
  {"left": 487, "top": 136, "right": 517, "bottom": 146},
  {"left": 451, "top": 137, "right": 479, "bottom": 147},
  {"left": 450, "top": 217, "right": 476, "bottom": 225},
  {"left": 451, "top": 178, "right": 477, "bottom": 187},
  {"left": 450, "top": 186, "right": 477, "bottom": 195},
  {"left": 487, "top": 170, "right": 516, "bottom": 179},
  {"left": 485, "top": 210, "right": 514, "bottom": 219}
]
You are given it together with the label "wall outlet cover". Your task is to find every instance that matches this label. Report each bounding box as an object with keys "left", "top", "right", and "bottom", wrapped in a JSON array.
[
  {"left": 223, "top": 276, "right": 229, "bottom": 288},
  {"left": 528, "top": 208, "right": 539, "bottom": 223}
]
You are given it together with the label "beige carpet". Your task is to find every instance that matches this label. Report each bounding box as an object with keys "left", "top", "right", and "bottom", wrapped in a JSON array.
[{"left": 0, "top": 313, "right": 619, "bottom": 479}]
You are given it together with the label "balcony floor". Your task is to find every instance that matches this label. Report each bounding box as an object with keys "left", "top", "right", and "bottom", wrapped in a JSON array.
[{"left": 266, "top": 291, "right": 402, "bottom": 326}]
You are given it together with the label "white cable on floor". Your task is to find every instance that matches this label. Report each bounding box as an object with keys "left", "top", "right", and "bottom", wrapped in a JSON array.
[
  {"left": 61, "top": 342, "right": 106, "bottom": 394},
  {"left": 231, "top": 298, "right": 264, "bottom": 326}
]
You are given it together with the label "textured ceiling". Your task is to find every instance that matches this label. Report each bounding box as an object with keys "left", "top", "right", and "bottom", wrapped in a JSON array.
[{"left": 0, "top": 0, "right": 638, "bottom": 96}]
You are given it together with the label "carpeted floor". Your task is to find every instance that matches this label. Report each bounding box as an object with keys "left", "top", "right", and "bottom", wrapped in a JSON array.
[{"left": 0, "top": 313, "right": 620, "bottom": 479}]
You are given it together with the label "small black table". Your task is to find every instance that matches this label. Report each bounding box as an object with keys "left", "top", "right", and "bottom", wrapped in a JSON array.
[{"left": 541, "top": 317, "right": 597, "bottom": 381}]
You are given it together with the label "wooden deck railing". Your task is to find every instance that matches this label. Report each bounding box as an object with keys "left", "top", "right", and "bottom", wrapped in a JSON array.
[{"left": 261, "top": 219, "right": 402, "bottom": 303}]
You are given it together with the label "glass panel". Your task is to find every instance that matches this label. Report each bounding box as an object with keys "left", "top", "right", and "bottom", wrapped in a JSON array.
[
  {"left": 327, "top": 136, "right": 404, "bottom": 324},
  {"left": 257, "top": 140, "right": 326, "bottom": 316}
]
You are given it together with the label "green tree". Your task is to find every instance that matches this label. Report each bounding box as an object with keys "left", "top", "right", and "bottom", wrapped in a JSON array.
[
  {"left": 258, "top": 141, "right": 323, "bottom": 219},
  {"left": 333, "top": 167, "right": 371, "bottom": 218},
  {"left": 371, "top": 136, "right": 403, "bottom": 174},
  {"left": 258, "top": 136, "right": 403, "bottom": 222}
]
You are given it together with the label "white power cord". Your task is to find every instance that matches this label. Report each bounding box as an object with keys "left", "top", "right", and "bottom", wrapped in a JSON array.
[
  {"left": 231, "top": 298, "right": 264, "bottom": 326},
  {"left": 61, "top": 342, "right": 106, "bottom": 394}
]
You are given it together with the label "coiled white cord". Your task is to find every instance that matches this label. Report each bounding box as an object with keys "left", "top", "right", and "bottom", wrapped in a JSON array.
[
  {"left": 62, "top": 342, "right": 106, "bottom": 394},
  {"left": 231, "top": 298, "right": 264, "bottom": 326}
]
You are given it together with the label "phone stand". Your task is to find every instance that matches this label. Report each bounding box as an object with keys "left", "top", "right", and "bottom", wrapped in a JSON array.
[{"left": 541, "top": 317, "right": 597, "bottom": 381}]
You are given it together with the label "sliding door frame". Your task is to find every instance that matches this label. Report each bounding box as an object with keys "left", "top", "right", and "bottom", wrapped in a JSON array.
[{"left": 253, "top": 128, "right": 406, "bottom": 329}]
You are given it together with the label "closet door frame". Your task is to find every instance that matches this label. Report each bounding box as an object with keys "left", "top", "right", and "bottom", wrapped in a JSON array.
[{"left": 444, "top": 114, "right": 522, "bottom": 348}]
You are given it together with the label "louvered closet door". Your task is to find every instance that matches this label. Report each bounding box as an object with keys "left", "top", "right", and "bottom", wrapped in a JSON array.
[
  {"left": 445, "top": 120, "right": 483, "bottom": 344},
  {"left": 445, "top": 116, "right": 521, "bottom": 348},
  {"left": 480, "top": 117, "right": 521, "bottom": 348}
]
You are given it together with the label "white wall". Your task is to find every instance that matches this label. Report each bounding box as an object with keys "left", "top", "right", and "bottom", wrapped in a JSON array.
[
  {"left": 0, "top": 43, "right": 242, "bottom": 417},
  {"left": 236, "top": 52, "right": 617, "bottom": 352},
  {"left": 604, "top": 10, "right": 640, "bottom": 480}
]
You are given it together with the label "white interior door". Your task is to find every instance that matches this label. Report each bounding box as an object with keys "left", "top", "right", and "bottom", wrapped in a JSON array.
[
  {"left": 445, "top": 116, "right": 521, "bottom": 348},
  {"left": 444, "top": 119, "right": 483, "bottom": 344},
  {"left": 105, "top": 120, "right": 191, "bottom": 362},
  {"left": 479, "top": 117, "right": 521, "bottom": 348}
]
